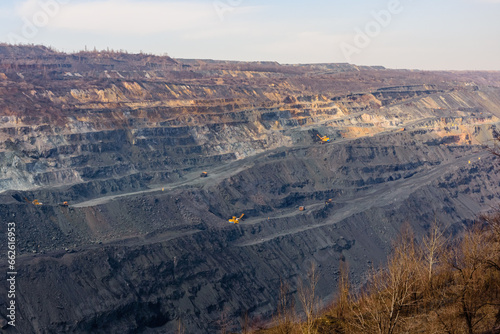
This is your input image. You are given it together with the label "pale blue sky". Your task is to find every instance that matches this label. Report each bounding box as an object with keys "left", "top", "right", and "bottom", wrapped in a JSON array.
[{"left": 0, "top": 0, "right": 499, "bottom": 70}]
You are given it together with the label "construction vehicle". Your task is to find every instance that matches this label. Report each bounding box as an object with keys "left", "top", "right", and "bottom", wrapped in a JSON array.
[
  {"left": 299, "top": 206, "right": 305, "bottom": 211},
  {"left": 24, "top": 198, "right": 42, "bottom": 206},
  {"left": 200, "top": 171, "right": 208, "bottom": 178},
  {"left": 317, "top": 134, "right": 331, "bottom": 143},
  {"left": 61, "top": 201, "right": 69, "bottom": 207},
  {"left": 229, "top": 214, "right": 244, "bottom": 224}
]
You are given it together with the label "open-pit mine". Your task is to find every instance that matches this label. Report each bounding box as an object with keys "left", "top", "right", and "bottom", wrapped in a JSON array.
[{"left": 1, "top": 45, "right": 500, "bottom": 333}]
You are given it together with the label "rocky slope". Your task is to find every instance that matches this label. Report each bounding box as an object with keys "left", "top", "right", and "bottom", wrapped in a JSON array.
[{"left": 1, "top": 45, "right": 500, "bottom": 333}]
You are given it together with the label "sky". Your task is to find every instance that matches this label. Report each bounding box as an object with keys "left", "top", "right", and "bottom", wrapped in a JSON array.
[{"left": 0, "top": 0, "right": 499, "bottom": 70}]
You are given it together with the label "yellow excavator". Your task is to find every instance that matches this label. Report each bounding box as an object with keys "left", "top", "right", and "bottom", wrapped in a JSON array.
[
  {"left": 25, "top": 198, "right": 42, "bottom": 206},
  {"left": 229, "top": 214, "right": 244, "bottom": 224},
  {"left": 317, "top": 134, "right": 331, "bottom": 143}
]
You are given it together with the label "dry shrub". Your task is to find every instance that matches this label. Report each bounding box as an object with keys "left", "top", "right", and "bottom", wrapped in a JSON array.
[
  {"left": 262, "top": 214, "right": 500, "bottom": 334},
  {"left": 340, "top": 218, "right": 500, "bottom": 334}
]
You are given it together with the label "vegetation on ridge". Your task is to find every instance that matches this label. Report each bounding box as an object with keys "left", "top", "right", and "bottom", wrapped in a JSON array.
[{"left": 256, "top": 217, "right": 500, "bottom": 334}]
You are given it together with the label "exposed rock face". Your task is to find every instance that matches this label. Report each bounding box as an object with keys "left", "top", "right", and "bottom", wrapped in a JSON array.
[{"left": 1, "top": 45, "right": 500, "bottom": 333}]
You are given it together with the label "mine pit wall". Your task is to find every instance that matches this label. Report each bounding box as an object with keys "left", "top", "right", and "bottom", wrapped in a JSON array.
[
  {"left": 0, "top": 175, "right": 496, "bottom": 334},
  {"left": 2, "top": 133, "right": 500, "bottom": 333},
  {"left": 2, "top": 84, "right": 500, "bottom": 194}
]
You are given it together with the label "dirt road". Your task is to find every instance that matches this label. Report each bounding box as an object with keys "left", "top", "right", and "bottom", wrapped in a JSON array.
[{"left": 236, "top": 151, "right": 487, "bottom": 247}]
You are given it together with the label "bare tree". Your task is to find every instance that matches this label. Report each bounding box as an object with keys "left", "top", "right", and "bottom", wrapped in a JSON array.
[
  {"left": 176, "top": 317, "right": 185, "bottom": 334},
  {"left": 334, "top": 260, "right": 351, "bottom": 320},
  {"left": 241, "top": 311, "right": 250, "bottom": 334},
  {"left": 421, "top": 221, "right": 447, "bottom": 290},
  {"left": 444, "top": 225, "right": 499, "bottom": 334},
  {"left": 297, "top": 263, "right": 320, "bottom": 334},
  {"left": 347, "top": 226, "right": 420, "bottom": 334},
  {"left": 480, "top": 213, "right": 500, "bottom": 329},
  {"left": 273, "top": 279, "right": 297, "bottom": 334},
  {"left": 217, "top": 306, "right": 231, "bottom": 334}
]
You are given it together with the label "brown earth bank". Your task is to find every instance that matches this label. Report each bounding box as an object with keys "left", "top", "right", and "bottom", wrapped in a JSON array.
[{"left": 1, "top": 44, "right": 500, "bottom": 333}]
